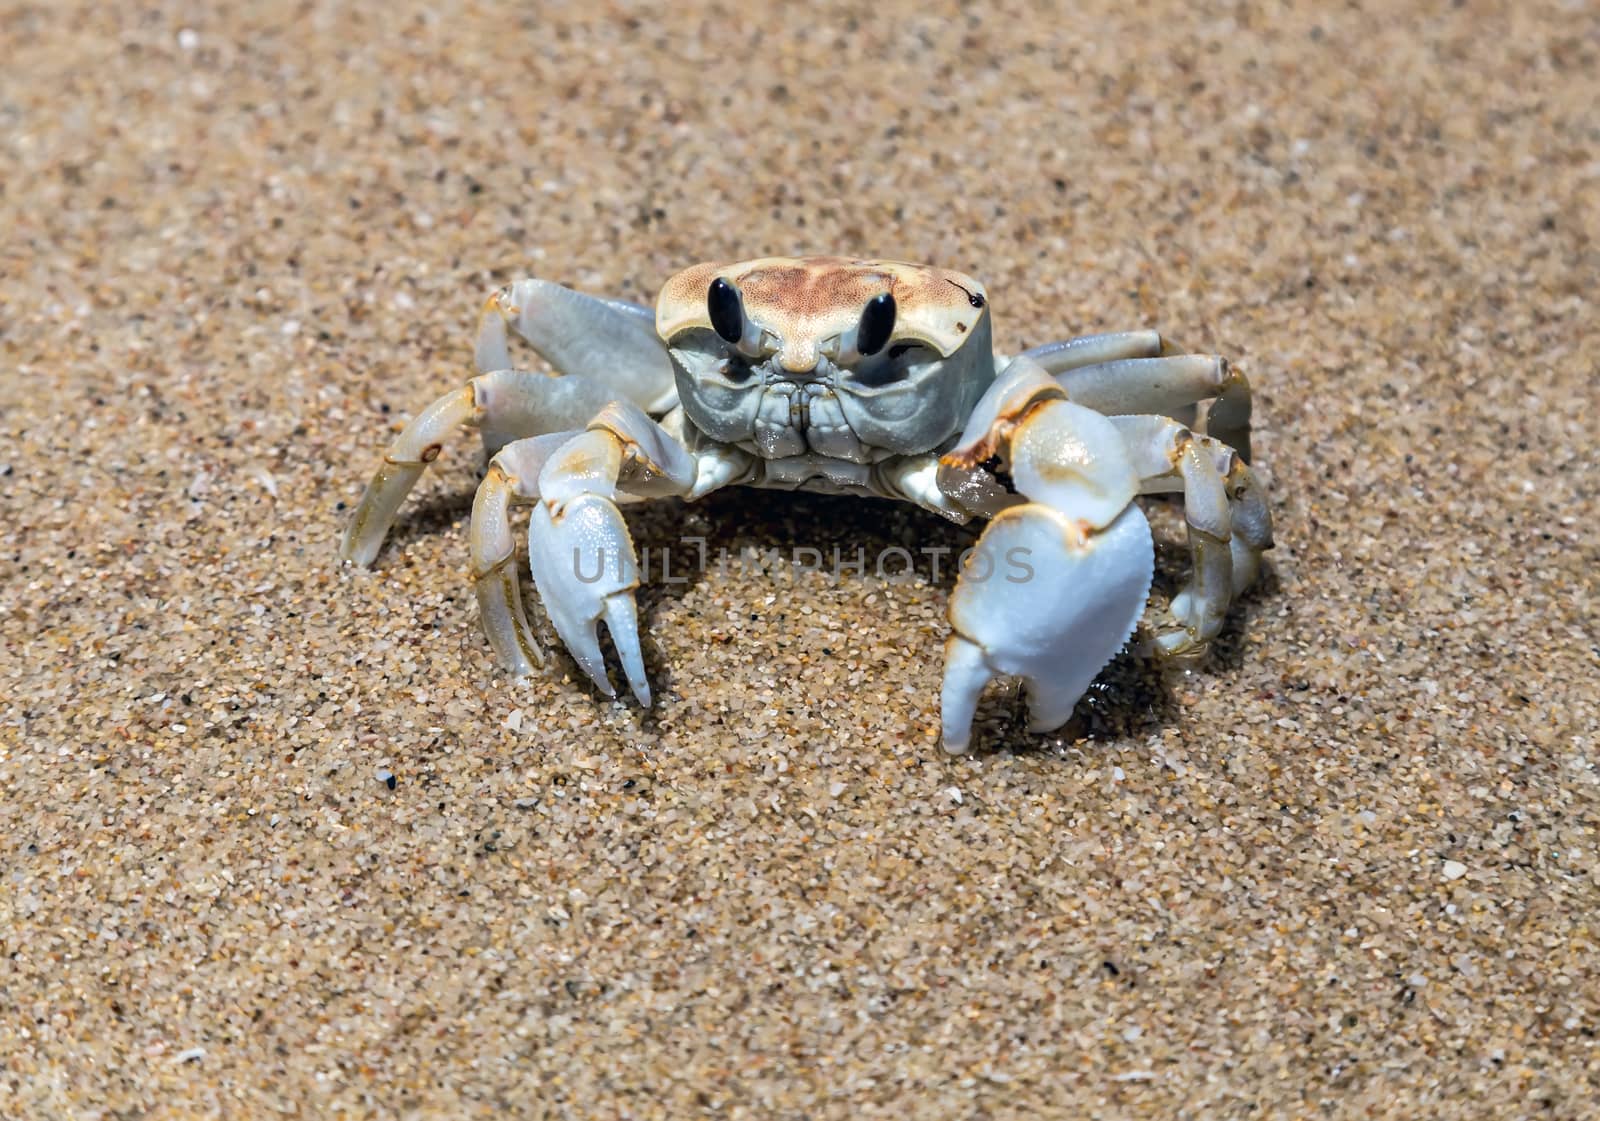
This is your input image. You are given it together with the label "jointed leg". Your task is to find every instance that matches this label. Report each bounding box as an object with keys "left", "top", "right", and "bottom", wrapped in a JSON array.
[
  {"left": 468, "top": 431, "right": 581, "bottom": 675},
  {"left": 1108, "top": 414, "right": 1273, "bottom": 655},
  {"left": 1016, "top": 331, "right": 1255, "bottom": 462},
  {"left": 339, "top": 370, "right": 619, "bottom": 566},
  {"left": 470, "top": 400, "right": 697, "bottom": 703},
  {"left": 344, "top": 275, "right": 681, "bottom": 566},
  {"left": 476, "top": 279, "right": 678, "bottom": 414},
  {"left": 1013, "top": 329, "right": 1169, "bottom": 373}
]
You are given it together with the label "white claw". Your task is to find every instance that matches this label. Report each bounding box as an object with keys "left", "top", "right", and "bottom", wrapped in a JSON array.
[
  {"left": 940, "top": 394, "right": 1154, "bottom": 752},
  {"left": 526, "top": 494, "right": 645, "bottom": 702},
  {"left": 941, "top": 504, "right": 1154, "bottom": 752},
  {"left": 940, "top": 636, "right": 992, "bottom": 754},
  {"left": 603, "top": 595, "right": 651, "bottom": 707}
]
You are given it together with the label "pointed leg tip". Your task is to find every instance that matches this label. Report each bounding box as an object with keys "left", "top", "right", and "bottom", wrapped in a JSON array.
[
  {"left": 490, "top": 642, "right": 539, "bottom": 679},
  {"left": 338, "top": 536, "right": 380, "bottom": 568}
]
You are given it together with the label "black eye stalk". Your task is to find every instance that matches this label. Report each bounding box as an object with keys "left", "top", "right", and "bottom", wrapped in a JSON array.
[
  {"left": 708, "top": 277, "right": 744, "bottom": 346},
  {"left": 856, "top": 291, "right": 896, "bottom": 356}
]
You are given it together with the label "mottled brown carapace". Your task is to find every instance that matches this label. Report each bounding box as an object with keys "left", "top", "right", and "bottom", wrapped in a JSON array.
[{"left": 656, "top": 256, "right": 988, "bottom": 362}]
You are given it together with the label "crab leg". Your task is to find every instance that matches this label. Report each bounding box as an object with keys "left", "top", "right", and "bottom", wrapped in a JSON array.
[
  {"left": 1109, "top": 415, "right": 1274, "bottom": 655},
  {"left": 467, "top": 431, "right": 581, "bottom": 674},
  {"left": 935, "top": 359, "right": 1154, "bottom": 753},
  {"left": 472, "top": 400, "right": 696, "bottom": 702},
  {"left": 343, "top": 277, "right": 686, "bottom": 567},
  {"left": 1018, "top": 332, "right": 1255, "bottom": 461},
  {"left": 1014, "top": 329, "right": 1170, "bottom": 373},
  {"left": 1062, "top": 356, "right": 1255, "bottom": 464},
  {"left": 476, "top": 280, "right": 679, "bottom": 414},
  {"left": 339, "top": 370, "right": 620, "bottom": 567}
]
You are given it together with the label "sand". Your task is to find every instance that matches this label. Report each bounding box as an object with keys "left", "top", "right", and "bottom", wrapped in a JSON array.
[{"left": 2, "top": 0, "right": 1597, "bottom": 1116}]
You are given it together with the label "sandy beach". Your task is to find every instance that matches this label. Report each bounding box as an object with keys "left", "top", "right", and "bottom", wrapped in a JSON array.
[{"left": 2, "top": 1, "right": 1597, "bottom": 1115}]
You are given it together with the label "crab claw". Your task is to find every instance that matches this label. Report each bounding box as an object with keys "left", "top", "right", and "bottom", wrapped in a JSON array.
[
  {"left": 527, "top": 493, "right": 651, "bottom": 707},
  {"left": 941, "top": 505, "right": 1153, "bottom": 752},
  {"left": 498, "top": 402, "right": 696, "bottom": 709},
  {"left": 937, "top": 360, "right": 1153, "bottom": 753}
]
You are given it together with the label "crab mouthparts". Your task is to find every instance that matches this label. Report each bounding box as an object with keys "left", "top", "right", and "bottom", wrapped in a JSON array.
[{"left": 749, "top": 380, "right": 865, "bottom": 461}]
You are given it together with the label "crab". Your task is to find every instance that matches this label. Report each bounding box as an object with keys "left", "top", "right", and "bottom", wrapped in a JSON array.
[{"left": 339, "top": 257, "right": 1272, "bottom": 752}]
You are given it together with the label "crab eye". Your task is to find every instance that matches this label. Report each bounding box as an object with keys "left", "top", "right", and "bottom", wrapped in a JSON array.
[
  {"left": 855, "top": 292, "right": 896, "bottom": 357},
  {"left": 708, "top": 278, "right": 744, "bottom": 345}
]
